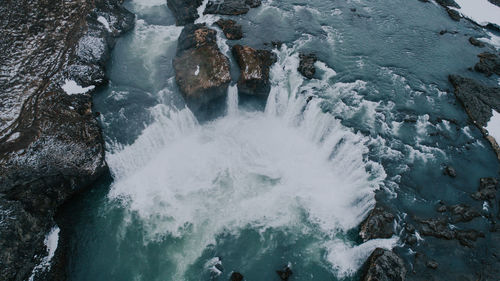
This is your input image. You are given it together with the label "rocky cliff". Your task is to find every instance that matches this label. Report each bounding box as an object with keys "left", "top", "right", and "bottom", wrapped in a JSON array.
[{"left": 0, "top": 0, "right": 134, "bottom": 280}]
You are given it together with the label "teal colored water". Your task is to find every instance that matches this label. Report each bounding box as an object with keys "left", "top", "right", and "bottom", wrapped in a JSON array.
[{"left": 64, "top": 0, "right": 500, "bottom": 280}]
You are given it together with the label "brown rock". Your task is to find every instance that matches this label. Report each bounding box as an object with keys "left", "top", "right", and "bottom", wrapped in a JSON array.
[
  {"left": 232, "top": 45, "right": 277, "bottom": 96},
  {"left": 173, "top": 24, "right": 231, "bottom": 105},
  {"left": 215, "top": 19, "right": 243, "bottom": 40}
]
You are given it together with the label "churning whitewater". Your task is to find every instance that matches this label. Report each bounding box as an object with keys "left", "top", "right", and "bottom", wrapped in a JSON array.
[{"left": 105, "top": 40, "right": 393, "bottom": 279}]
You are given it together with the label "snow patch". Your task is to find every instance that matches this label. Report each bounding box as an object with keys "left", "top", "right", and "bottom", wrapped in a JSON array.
[
  {"left": 194, "top": 65, "right": 200, "bottom": 76},
  {"left": 28, "top": 226, "right": 60, "bottom": 281},
  {"left": 61, "top": 80, "right": 95, "bottom": 95},
  {"left": 479, "top": 32, "right": 500, "bottom": 50},
  {"left": 97, "top": 16, "right": 112, "bottom": 32},
  {"left": 453, "top": 0, "right": 500, "bottom": 27},
  {"left": 486, "top": 110, "right": 500, "bottom": 143}
]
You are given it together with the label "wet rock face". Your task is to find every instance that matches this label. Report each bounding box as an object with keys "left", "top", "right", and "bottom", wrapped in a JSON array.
[
  {"left": 474, "top": 52, "right": 500, "bottom": 77},
  {"left": 0, "top": 0, "right": 133, "bottom": 280},
  {"left": 216, "top": 19, "right": 243, "bottom": 40},
  {"left": 205, "top": 0, "right": 262, "bottom": 15},
  {"left": 298, "top": 53, "right": 317, "bottom": 79},
  {"left": 173, "top": 24, "right": 231, "bottom": 106},
  {"left": 232, "top": 45, "right": 277, "bottom": 96},
  {"left": 167, "top": 0, "right": 203, "bottom": 25},
  {"left": 359, "top": 206, "right": 395, "bottom": 241},
  {"left": 362, "top": 248, "right": 406, "bottom": 281},
  {"left": 434, "top": 0, "right": 460, "bottom": 8},
  {"left": 448, "top": 75, "right": 500, "bottom": 127}
]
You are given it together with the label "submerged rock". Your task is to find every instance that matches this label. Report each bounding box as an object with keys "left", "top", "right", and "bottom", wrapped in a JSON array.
[
  {"left": 362, "top": 248, "right": 406, "bottom": 281},
  {"left": 474, "top": 52, "right": 500, "bottom": 77},
  {"left": 230, "top": 272, "right": 244, "bottom": 281},
  {"left": 298, "top": 53, "right": 318, "bottom": 79},
  {"left": 359, "top": 205, "right": 396, "bottom": 241},
  {"left": 173, "top": 24, "right": 231, "bottom": 106},
  {"left": 205, "top": 0, "right": 261, "bottom": 15},
  {"left": 0, "top": 0, "right": 133, "bottom": 280},
  {"left": 167, "top": 0, "right": 203, "bottom": 25},
  {"left": 232, "top": 45, "right": 277, "bottom": 96},
  {"left": 215, "top": 19, "right": 243, "bottom": 40},
  {"left": 276, "top": 265, "right": 293, "bottom": 281}
]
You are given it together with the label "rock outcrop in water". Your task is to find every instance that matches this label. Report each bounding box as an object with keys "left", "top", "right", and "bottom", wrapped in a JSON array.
[
  {"left": 205, "top": 0, "right": 261, "bottom": 15},
  {"left": 359, "top": 205, "right": 396, "bottom": 241},
  {"left": 448, "top": 75, "right": 500, "bottom": 159},
  {"left": 416, "top": 217, "right": 485, "bottom": 247},
  {"left": 298, "top": 53, "right": 318, "bottom": 79},
  {"left": 474, "top": 52, "right": 500, "bottom": 77},
  {"left": 362, "top": 248, "right": 406, "bottom": 281},
  {"left": 173, "top": 24, "right": 231, "bottom": 107},
  {"left": 0, "top": 0, "right": 134, "bottom": 280},
  {"left": 471, "top": 177, "right": 499, "bottom": 202},
  {"left": 232, "top": 45, "right": 277, "bottom": 96},
  {"left": 167, "top": 0, "right": 203, "bottom": 25},
  {"left": 216, "top": 19, "right": 243, "bottom": 40},
  {"left": 276, "top": 265, "right": 293, "bottom": 281}
]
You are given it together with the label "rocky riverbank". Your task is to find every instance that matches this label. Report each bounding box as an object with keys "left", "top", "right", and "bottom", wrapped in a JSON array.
[{"left": 0, "top": 0, "right": 133, "bottom": 280}]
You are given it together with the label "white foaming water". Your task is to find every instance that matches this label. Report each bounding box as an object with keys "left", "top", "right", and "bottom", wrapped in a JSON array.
[
  {"left": 28, "top": 226, "right": 60, "bottom": 281},
  {"left": 226, "top": 84, "right": 239, "bottom": 115},
  {"left": 107, "top": 43, "right": 392, "bottom": 279}
]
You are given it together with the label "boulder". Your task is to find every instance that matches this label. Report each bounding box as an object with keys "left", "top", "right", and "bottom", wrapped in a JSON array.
[
  {"left": 173, "top": 24, "right": 231, "bottom": 106},
  {"left": 435, "top": 0, "right": 460, "bottom": 8},
  {"left": 215, "top": 19, "right": 243, "bottom": 40},
  {"left": 447, "top": 204, "right": 481, "bottom": 223},
  {"left": 359, "top": 206, "right": 395, "bottom": 242},
  {"left": 167, "top": 0, "right": 203, "bottom": 25},
  {"left": 205, "top": 0, "right": 261, "bottom": 15},
  {"left": 362, "top": 248, "right": 406, "bottom": 281},
  {"left": 232, "top": 45, "right": 277, "bottom": 96},
  {"left": 298, "top": 53, "right": 318, "bottom": 79},
  {"left": 474, "top": 52, "right": 500, "bottom": 77}
]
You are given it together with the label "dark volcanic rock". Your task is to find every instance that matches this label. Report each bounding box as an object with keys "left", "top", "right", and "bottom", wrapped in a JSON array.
[
  {"left": 359, "top": 205, "right": 395, "bottom": 242},
  {"left": 469, "top": 37, "right": 485, "bottom": 47},
  {"left": 276, "top": 266, "right": 293, "bottom": 280},
  {"left": 230, "top": 272, "right": 244, "bottom": 281},
  {"left": 0, "top": 0, "right": 133, "bottom": 280},
  {"left": 448, "top": 75, "right": 500, "bottom": 127},
  {"left": 472, "top": 177, "right": 499, "bottom": 201},
  {"left": 232, "top": 45, "right": 277, "bottom": 96},
  {"left": 167, "top": 0, "right": 203, "bottom": 25},
  {"left": 362, "top": 248, "right": 406, "bottom": 281},
  {"left": 474, "top": 52, "right": 500, "bottom": 77},
  {"left": 205, "top": 0, "right": 261, "bottom": 15},
  {"left": 426, "top": 260, "right": 439, "bottom": 269},
  {"left": 215, "top": 19, "right": 243, "bottom": 40},
  {"left": 173, "top": 24, "right": 231, "bottom": 106},
  {"left": 489, "top": 0, "right": 500, "bottom": 7},
  {"left": 298, "top": 53, "right": 318, "bottom": 79}
]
